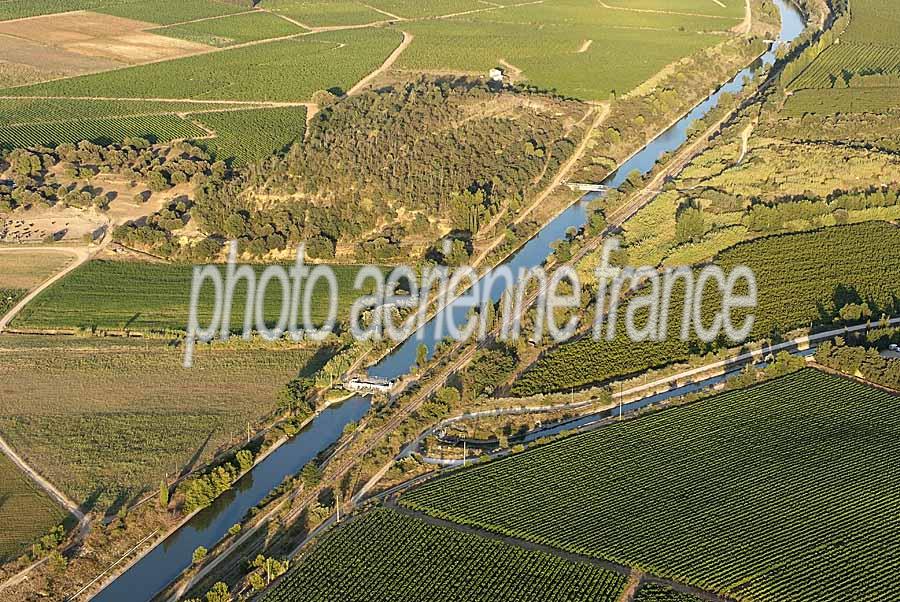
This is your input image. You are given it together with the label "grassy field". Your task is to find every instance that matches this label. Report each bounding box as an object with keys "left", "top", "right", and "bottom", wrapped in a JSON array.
[
  {"left": 97, "top": 0, "right": 247, "bottom": 25},
  {"left": 368, "top": 0, "right": 483, "bottom": 18},
  {"left": 396, "top": 0, "right": 733, "bottom": 100},
  {"left": 403, "top": 369, "right": 900, "bottom": 601},
  {"left": 0, "top": 334, "right": 327, "bottom": 509},
  {"left": 261, "top": 507, "right": 627, "bottom": 602},
  {"left": 0, "top": 453, "right": 67, "bottom": 562},
  {"left": 192, "top": 105, "right": 307, "bottom": 164},
  {"left": 784, "top": 88, "right": 900, "bottom": 115},
  {"left": 0, "top": 250, "right": 74, "bottom": 290},
  {"left": 14, "top": 259, "right": 381, "bottom": 333},
  {"left": 514, "top": 221, "right": 900, "bottom": 395},
  {"left": 2, "top": 28, "right": 402, "bottom": 102},
  {"left": 155, "top": 10, "right": 305, "bottom": 47},
  {"left": 0, "top": 0, "right": 110, "bottom": 21}
]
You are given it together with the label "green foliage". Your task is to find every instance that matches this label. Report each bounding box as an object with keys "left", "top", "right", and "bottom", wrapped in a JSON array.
[
  {"left": 674, "top": 205, "right": 705, "bottom": 243},
  {"left": 463, "top": 344, "right": 518, "bottom": 399},
  {"left": 181, "top": 462, "right": 241, "bottom": 513},
  {"left": 259, "top": 508, "right": 626, "bottom": 602},
  {"left": 403, "top": 370, "right": 900, "bottom": 601},
  {"left": 0, "top": 115, "right": 207, "bottom": 151},
  {"left": 193, "top": 545, "right": 208, "bottom": 564},
  {"left": 98, "top": 0, "right": 245, "bottom": 25},
  {"left": 633, "top": 583, "right": 702, "bottom": 602},
  {"left": 816, "top": 338, "right": 900, "bottom": 390},
  {"left": 158, "top": 480, "right": 170, "bottom": 508},
  {"left": 300, "top": 461, "right": 321, "bottom": 488}
]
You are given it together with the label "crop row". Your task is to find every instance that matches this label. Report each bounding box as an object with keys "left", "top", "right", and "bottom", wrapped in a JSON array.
[
  {"left": 783, "top": 87, "right": 900, "bottom": 115},
  {"left": 0, "top": 115, "right": 207, "bottom": 150},
  {"left": 14, "top": 259, "right": 379, "bottom": 333},
  {"left": 401, "top": 369, "right": 900, "bottom": 601},
  {"left": 260, "top": 508, "right": 627, "bottom": 602},
  {"left": 512, "top": 221, "right": 900, "bottom": 395},
  {"left": 791, "top": 43, "right": 900, "bottom": 90},
  {"left": 0, "top": 453, "right": 66, "bottom": 562},
  {"left": 192, "top": 105, "right": 307, "bottom": 164}
]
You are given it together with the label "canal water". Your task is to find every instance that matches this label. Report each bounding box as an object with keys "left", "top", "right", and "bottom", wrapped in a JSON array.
[{"left": 91, "top": 2, "right": 805, "bottom": 599}]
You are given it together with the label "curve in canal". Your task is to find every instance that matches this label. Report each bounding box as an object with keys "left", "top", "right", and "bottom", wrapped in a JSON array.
[{"left": 91, "top": 2, "right": 805, "bottom": 599}]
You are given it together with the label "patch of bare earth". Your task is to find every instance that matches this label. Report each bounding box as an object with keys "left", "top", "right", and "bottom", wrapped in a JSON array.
[{"left": 0, "top": 11, "right": 213, "bottom": 84}]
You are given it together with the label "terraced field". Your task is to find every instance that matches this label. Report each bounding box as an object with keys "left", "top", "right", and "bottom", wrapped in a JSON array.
[
  {"left": 260, "top": 508, "right": 627, "bottom": 602},
  {"left": 402, "top": 369, "right": 900, "bottom": 601}
]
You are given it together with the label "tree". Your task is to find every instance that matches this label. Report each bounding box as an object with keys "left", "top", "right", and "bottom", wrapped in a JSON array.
[
  {"left": 675, "top": 206, "right": 705, "bottom": 243},
  {"left": 158, "top": 480, "right": 169, "bottom": 508},
  {"left": 205, "top": 582, "right": 231, "bottom": 602},
  {"left": 300, "top": 461, "right": 321, "bottom": 488},
  {"left": 236, "top": 449, "right": 254, "bottom": 473},
  {"left": 192, "top": 546, "right": 208, "bottom": 564},
  {"left": 416, "top": 343, "right": 428, "bottom": 369}
]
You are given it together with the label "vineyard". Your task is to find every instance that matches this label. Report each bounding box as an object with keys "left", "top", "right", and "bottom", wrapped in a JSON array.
[
  {"left": 13, "top": 259, "right": 380, "bottom": 333},
  {"left": 0, "top": 115, "right": 208, "bottom": 150},
  {"left": 402, "top": 369, "right": 900, "bottom": 601},
  {"left": 0, "top": 334, "right": 322, "bottom": 508},
  {"left": 2, "top": 28, "right": 402, "bottom": 103},
  {"left": 192, "top": 105, "right": 307, "bottom": 164},
  {"left": 399, "top": 13, "right": 724, "bottom": 101},
  {"left": 840, "top": 0, "right": 900, "bottom": 46},
  {"left": 97, "top": 0, "right": 246, "bottom": 26},
  {"left": 789, "top": 44, "right": 900, "bottom": 90},
  {"left": 155, "top": 10, "right": 304, "bottom": 48},
  {"left": 0, "top": 453, "right": 66, "bottom": 562},
  {"left": 260, "top": 508, "right": 627, "bottom": 602},
  {"left": 784, "top": 88, "right": 900, "bottom": 115},
  {"left": 263, "top": 0, "right": 388, "bottom": 27},
  {"left": 513, "top": 222, "right": 900, "bottom": 395}
]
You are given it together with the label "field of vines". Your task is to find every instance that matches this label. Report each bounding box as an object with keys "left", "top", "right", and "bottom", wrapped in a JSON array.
[
  {"left": 155, "top": 11, "right": 303, "bottom": 48},
  {"left": 0, "top": 115, "right": 208, "bottom": 150},
  {"left": 0, "top": 334, "right": 323, "bottom": 509},
  {"left": 783, "top": 88, "right": 900, "bottom": 115},
  {"left": 97, "top": 0, "right": 245, "bottom": 25},
  {"left": 512, "top": 222, "right": 900, "bottom": 395},
  {"left": 263, "top": 0, "right": 388, "bottom": 27},
  {"left": 634, "top": 584, "right": 702, "bottom": 602},
  {"left": 0, "top": 453, "right": 66, "bottom": 562},
  {"left": 0, "top": 99, "right": 248, "bottom": 127},
  {"left": 192, "top": 105, "right": 307, "bottom": 164},
  {"left": 839, "top": 0, "right": 900, "bottom": 46},
  {"left": 0, "top": 0, "right": 108, "bottom": 21},
  {"left": 13, "top": 259, "right": 380, "bottom": 333},
  {"left": 260, "top": 508, "right": 627, "bottom": 602},
  {"left": 789, "top": 44, "right": 900, "bottom": 90},
  {"left": 403, "top": 369, "right": 900, "bottom": 602},
  {"left": 2, "top": 28, "right": 402, "bottom": 102}
]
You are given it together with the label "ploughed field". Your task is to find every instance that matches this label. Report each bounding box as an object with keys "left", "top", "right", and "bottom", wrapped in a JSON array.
[{"left": 401, "top": 369, "right": 900, "bottom": 602}]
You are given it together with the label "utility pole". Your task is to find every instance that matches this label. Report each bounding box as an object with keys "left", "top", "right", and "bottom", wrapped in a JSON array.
[
  {"left": 247, "top": 422, "right": 251, "bottom": 444},
  {"left": 463, "top": 441, "right": 467, "bottom": 467}
]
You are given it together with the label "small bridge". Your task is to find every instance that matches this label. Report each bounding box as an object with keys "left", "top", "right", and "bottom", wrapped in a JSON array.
[{"left": 565, "top": 182, "right": 608, "bottom": 192}]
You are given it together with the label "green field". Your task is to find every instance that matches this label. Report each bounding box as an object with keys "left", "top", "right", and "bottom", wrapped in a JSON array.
[
  {"left": 0, "top": 335, "right": 325, "bottom": 509},
  {"left": 97, "top": 0, "right": 246, "bottom": 25},
  {"left": 0, "top": 114, "right": 209, "bottom": 150},
  {"left": 2, "top": 28, "right": 402, "bottom": 102},
  {"left": 261, "top": 507, "right": 627, "bottom": 602},
  {"left": 514, "top": 222, "right": 900, "bottom": 395},
  {"left": 403, "top": 369, "right": 900, "bottom": 601},
  {"left": 0, "top": 0, "right": 109, "bottom": 21},
  {"left": 14, "top": 259, "right": 381, "bottom": 333},
  {"left": 193, "top": 105, "right": 307, "bottom": 164},
  {"left": 783, "top": 87, "right": 900, "bottom": 115},
  {"left": 155, "top": 10, "right": 304, "bottom": 47},
  {"left": 840, "top": 0, "right": 900, "bottom": 46},
  {"left": 368, "top": 0, "right": 483, "bottom": 19},
  {"left": 263, "top": 0, "right": 388, "bottom": 26},
  {"left": 396, "top": 0, "right": 733, "bottom": 100},
  {"left": 0, "top": 453, "right": 67, "bottom": 562}
]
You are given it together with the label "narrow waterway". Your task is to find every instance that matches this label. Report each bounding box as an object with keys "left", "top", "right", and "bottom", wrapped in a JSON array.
[{"left": 92, "top": 2, "right": 805, "bottom": 599}]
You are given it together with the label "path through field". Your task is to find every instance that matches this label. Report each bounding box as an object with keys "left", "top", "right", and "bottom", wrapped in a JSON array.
[
  {"left": 597, "top": 0, "right": 736, "bottom": 21},
  {"left": 347, "top": 31, "right": 413, "bottom": 96}
]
